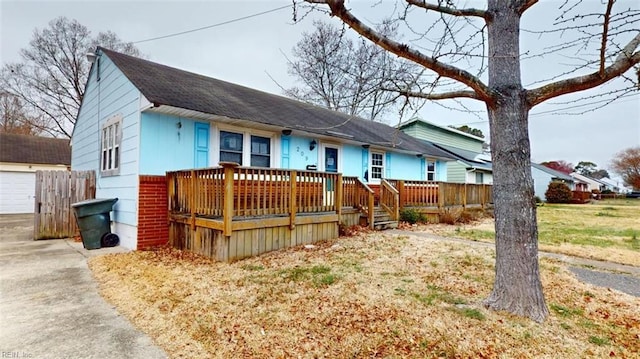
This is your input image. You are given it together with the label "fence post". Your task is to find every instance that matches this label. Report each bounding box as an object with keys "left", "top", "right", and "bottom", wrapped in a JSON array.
[
  {"left": 190, "top": 170, "right": 196, "bottom": 230},
  {"left": 289, "top": 170, "right": 297, "bottom": 230},
  {"left": 438, "top": 182, "right": 444, "bottom": 209},
  {"left": 368, "top": 191, "right": 375, "bottom": 230},
  {"left": 336, "top": 174, "right": 343, "bottom": 219},
  {"left": 221, "top": 162, "right": 238, "bottom": 237},
  {"left": 463, "top": 183, "right": 467, "bottom": 209},
  {"left": 397, "top": 180, "right": 405, "bottom": 210}
]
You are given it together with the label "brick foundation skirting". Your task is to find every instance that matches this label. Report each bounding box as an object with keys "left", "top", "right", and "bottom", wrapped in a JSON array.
[{"left": 138, "top": 175, "right": 168, "bottom": 249}]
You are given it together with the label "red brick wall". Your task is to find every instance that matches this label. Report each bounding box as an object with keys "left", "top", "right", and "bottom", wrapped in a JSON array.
[{"left": 137, "top": 175, "right": 168, "bottom": 249}]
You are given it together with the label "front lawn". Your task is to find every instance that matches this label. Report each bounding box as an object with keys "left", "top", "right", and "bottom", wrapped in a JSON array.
[
  {"left": 427, "top": 199, "right": 640, "bottom": 266},
  {"left": 90, "top": 231, "right": 639, "bottom": 358}
]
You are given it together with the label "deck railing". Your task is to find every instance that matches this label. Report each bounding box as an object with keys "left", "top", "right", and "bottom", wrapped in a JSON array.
[
  {"left": 168, "top": 163, "right": 343, "bottom": 236},
  {"left": 386, "top": 179, "right": 493, "bottom": 209}
]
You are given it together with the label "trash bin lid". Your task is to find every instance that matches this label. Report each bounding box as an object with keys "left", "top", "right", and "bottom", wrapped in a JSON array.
[
  {"left": 72, "top": 198, "right": 119, "bottom": 217},
  {"left": 71, "top": 198, "right": 119, "bottom": 208}
]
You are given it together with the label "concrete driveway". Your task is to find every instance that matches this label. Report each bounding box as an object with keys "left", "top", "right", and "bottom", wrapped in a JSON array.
[{"left": 0, "top": 214, "right": 167, "bottom": 358}]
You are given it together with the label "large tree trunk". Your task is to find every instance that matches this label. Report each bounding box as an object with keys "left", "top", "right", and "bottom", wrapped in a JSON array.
[{"left": 483, "top": 0, "right": 549, "bottom": 322}]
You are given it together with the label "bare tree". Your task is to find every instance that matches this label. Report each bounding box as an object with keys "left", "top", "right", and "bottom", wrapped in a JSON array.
[
  {"left": 302, "top": 0, "right": 640, "bottom": 322},
  {"left": 283, "top": 20, "right": 421, "bottom": 122},
  {"left": 611, "top": 147, "right": 640, "bottom": 190},
  {"left": 0, "top": 17, "right": 142, "bottom": 138},
  {"left": 0, "top": 92, "right": 46, "bottom": 136}
]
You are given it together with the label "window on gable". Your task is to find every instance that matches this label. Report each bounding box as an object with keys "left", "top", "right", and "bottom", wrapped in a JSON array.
[
  {"left": 371, "top": 152, "right": 384, "bottom": 180},
  {"left": 220, "top": 131, "right": 243, "bottom": 165},
  {"left": 101, "top": 115, "right": 122, "bottom": 177},
  {"left": 426, "top": 160, "right": 436, "bottom": 181},
  {"left": 250, "top": 135, "right": 271, "bottom": 168}
]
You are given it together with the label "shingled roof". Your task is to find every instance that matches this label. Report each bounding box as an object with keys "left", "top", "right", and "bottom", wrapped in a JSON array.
[
  {"left": 0, "top": 133, "right": 70, "bottom": 165},
  {"left": 99, "top": 48, "right": 452, "bottom": 159}
]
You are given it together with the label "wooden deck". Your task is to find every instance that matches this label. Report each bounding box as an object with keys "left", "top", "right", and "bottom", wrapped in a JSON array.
[{"left": 167, "top": 163, "right": 493, "bottom": 262}]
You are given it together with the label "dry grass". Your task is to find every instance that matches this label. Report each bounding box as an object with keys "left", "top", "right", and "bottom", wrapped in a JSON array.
[
  {"left": 90, "top": 233, "right": 639, "bottom": 358},
  {"left": 420, "top": 199, "right": 640, "bottom": 266}
]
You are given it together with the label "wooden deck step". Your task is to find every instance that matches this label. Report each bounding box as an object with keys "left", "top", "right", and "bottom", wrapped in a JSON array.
[
  {"left": 373, "top": 220, "right": 398, "bottom": 230},
  {"left": 361, "top": 206, "right": 399, "bottom": 231}
]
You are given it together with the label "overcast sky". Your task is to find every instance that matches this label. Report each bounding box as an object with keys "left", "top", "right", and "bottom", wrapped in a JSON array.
[{"left": 1, "top": 0, "right": 638, "bottom": 174}]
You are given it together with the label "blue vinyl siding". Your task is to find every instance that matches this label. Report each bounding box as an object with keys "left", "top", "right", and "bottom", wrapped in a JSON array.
[
  {"left": 287, "top": 135, "right": 318, "bottom": 170},
  {"left": 342, "top": 145, "right": 362, "bottom": 177},
  {"left": 139, "top": 113, "right": 197, "bottom": 174},
  {"left": 71, "top": 51, "right": 141, "bottom": 226},
  {"left": 388, "top": 152, "right": 422, "bottom": 180}
]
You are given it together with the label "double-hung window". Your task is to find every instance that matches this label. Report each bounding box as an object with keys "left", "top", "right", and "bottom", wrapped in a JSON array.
[
  {"left": 220, "top": 131, "right": 244, "bottom": 164},
  {"left": 101, "top": 115, "right": 122, "bottom": 176},
  {"left": 371, "top": 152, "right": 384, "bottom": 180},
  {"left": 426, "top": 160, "right": 436, "bottom": 181},
  {"left": 219, "top": 130, "right": 271, "bottom": 167},
  {"left": 250, "top": 135, "right": 271, "bottom": 167}
]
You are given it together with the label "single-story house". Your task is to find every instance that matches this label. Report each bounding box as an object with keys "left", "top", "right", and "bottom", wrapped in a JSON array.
[
  {"left": 398, "top": 118, "right": 493, "bottom": 184},
  {"left": 71, "top": 47, "right": 456, "bottom": 250},
  {"left": 0, "top": 133, "right": 70, "bottom": 214},
  {"left": 531, "top": 163, "right": 577, "bottom": 200},
  {"left": 570, "top": 172, "right": 610, "bottom": 192}
]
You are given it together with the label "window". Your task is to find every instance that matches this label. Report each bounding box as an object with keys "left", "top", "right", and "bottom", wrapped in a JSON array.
[
  {"left": 220, "top": 131, "right": 243, "bottom": 165},
  {"left": 250, "top": 135, "right": 271, "bottom": 167},
  {"left": 476, "top": 172, "right": 484, "bottom": 184},
  {"left": 101, "top": 115, "right": 122, "bottom": 176},
  {"left": 426, "top": 160, "right": 436, "bottom": 181},
  {"left": 371, "top": 152, "right": 384, "bottom": 180},
  {"left": 218, "top": 130, "right": 273, "bottom": 167}
]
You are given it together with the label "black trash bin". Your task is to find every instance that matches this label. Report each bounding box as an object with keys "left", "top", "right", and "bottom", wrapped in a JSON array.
[{"left": 72, "top": 198, "right": 119, "bottom": 250}]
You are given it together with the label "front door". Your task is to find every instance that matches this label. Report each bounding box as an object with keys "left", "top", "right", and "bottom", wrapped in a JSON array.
[{"left": 324, "top": 147, "right": 338, "bottom": 173}]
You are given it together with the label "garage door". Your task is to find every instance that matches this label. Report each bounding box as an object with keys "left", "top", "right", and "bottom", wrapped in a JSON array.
[{"left": 0, "top": 171, "right": 36, "bottom": 214}]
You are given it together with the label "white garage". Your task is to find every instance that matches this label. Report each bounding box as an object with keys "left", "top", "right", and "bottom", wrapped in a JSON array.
[
  {"left": 0, "top": 133, "right": 71, "bottom": 214},
  {"left": 0, "top": 171, "right": 37, "bottom": 214}
]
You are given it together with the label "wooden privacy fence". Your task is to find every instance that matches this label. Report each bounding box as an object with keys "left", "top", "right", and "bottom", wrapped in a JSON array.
[{"left": 34, "top": 170, "right": 96, "bottom": 240}]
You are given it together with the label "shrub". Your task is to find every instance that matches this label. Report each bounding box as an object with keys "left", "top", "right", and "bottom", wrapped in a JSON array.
[
  {"left": 400, "top": 208, "right": 427, "bottom": 224},
  {"left": 438, "top": 208, "right": 479, "bottom": 225},
  {"left": 545, "top": 182, "right": 572, "bottom": 203},
  {"left": 439, "top": 208, "right": 459, "bottom": 225}
]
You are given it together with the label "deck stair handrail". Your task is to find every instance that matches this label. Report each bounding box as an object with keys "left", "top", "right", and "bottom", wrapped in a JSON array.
[
  {"left": 342, "top": 176, "right": 375, "bottom": 229},
  {"left": 379, "top": 179, "right": 399, "bottom": 221}
]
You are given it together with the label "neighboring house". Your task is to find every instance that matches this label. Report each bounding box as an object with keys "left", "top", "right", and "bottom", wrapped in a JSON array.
[
  {"left": 570, "top": 172, "right": 607, "bottom": 192},
  {"left": 0, "top": 133, "right": 70, "bottom": 214},
  {"left": 531, "top": 163, "right": 577, "bottom": 200},
  {"left": 398, "top": 118, "right": 492, "bottom": 184},
  {"left": 598, "top": 177, "right": 622, "bottom": 193},
  {"left": 71, "top": 48, "right": 454, "bottom": 250}
]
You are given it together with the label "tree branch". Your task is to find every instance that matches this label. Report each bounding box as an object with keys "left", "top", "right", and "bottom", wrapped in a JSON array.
[
  {"left": 527, "top": 33, "right": 640, "bottom": 107},
  {"left": 385, "top": 88, "right": 481, "bottom": 101},
  {"left": 405, "top": 0, "right": 489, "bottom": 19},
  {"left": 518, "top": 0, "right": 538, "bottom": 15},
  {"left": 599, "top": 0, "right": 615, "bottom": 76},
  {"left": 307, "top": 0, "right": 494, "bottom": 103}
]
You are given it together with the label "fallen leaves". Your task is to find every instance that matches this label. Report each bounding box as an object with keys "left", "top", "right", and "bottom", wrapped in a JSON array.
[{"left": 89, "top": 231, "right": 640, "bottom": 358}]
